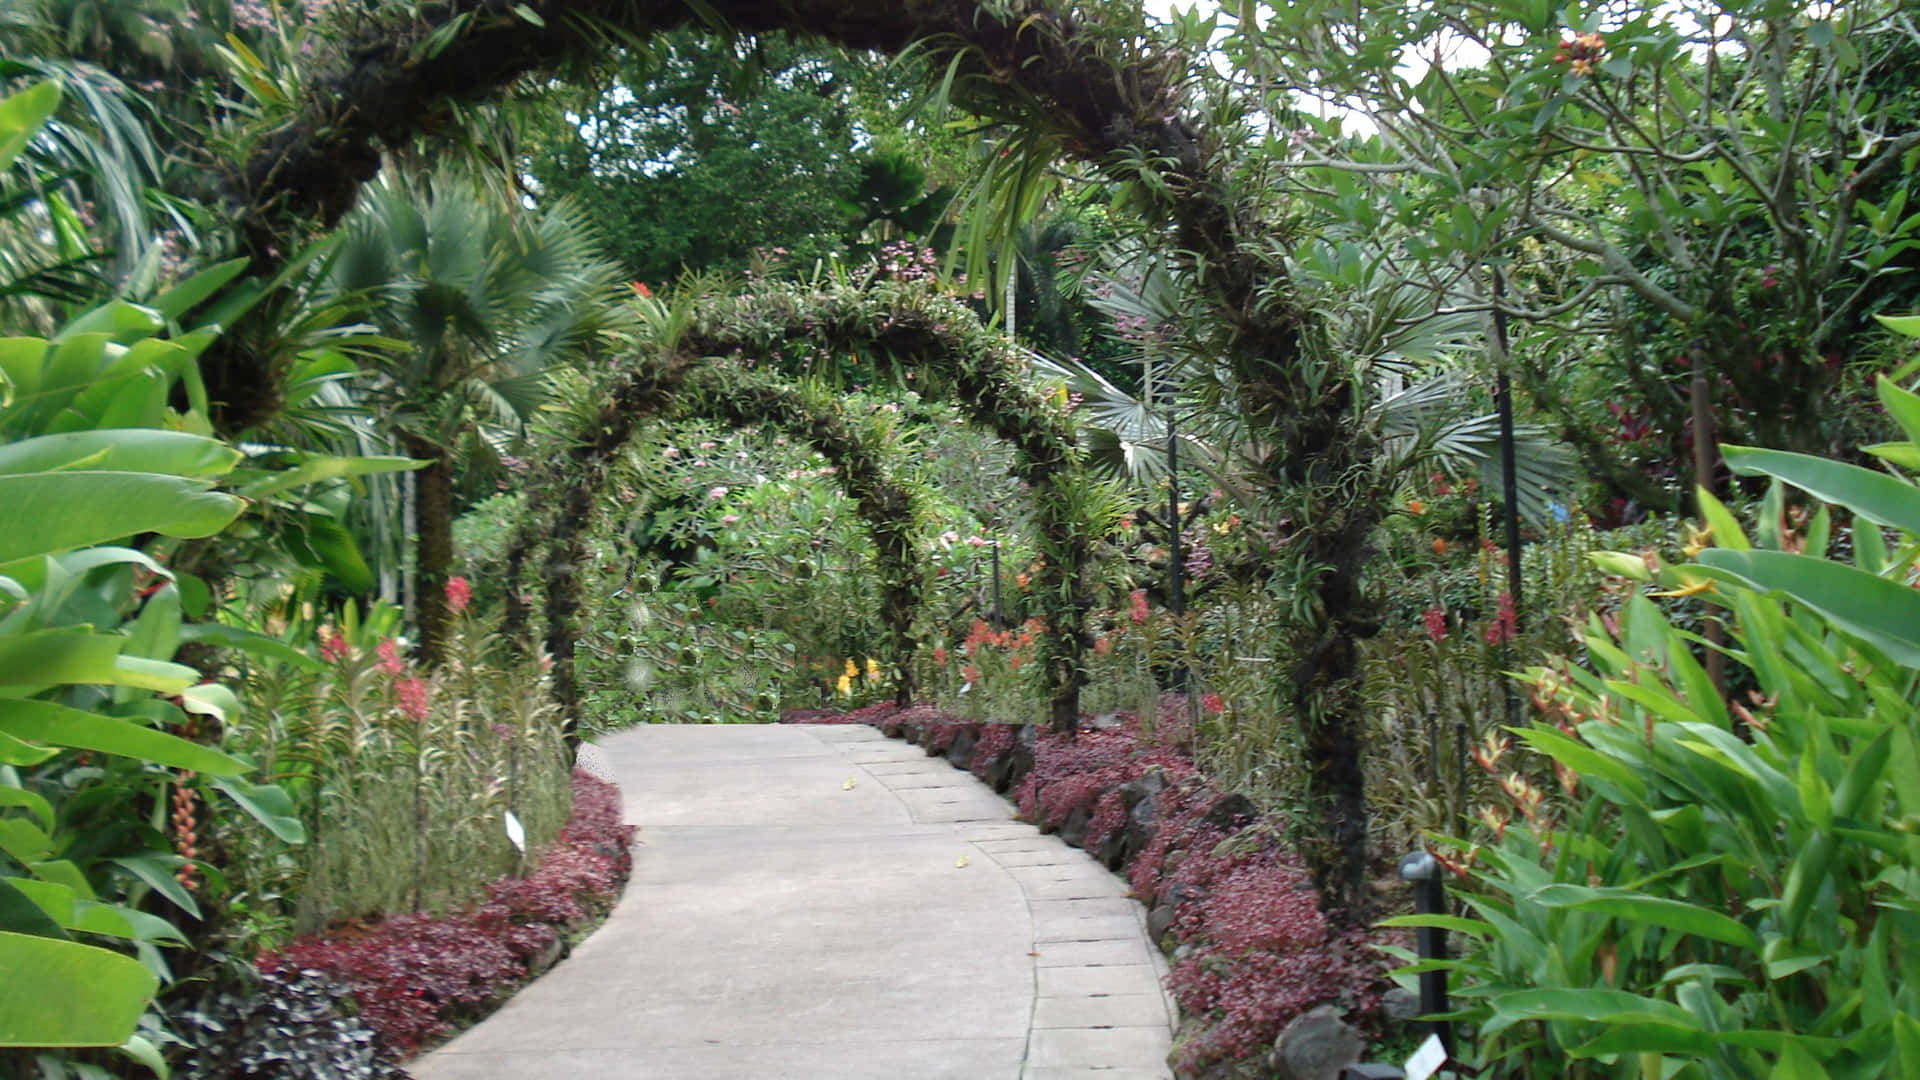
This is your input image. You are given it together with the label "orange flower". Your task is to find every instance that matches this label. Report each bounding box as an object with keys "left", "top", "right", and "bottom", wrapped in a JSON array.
[
  {"left": 1432, "top": 537, "right": 1447, "bottom": 555},
  {"left": 1408, "top": 499, "right": 1425, "bottom": 515},
  {"left": 631, "top": 280, "right": 652, "bottom": 298}
]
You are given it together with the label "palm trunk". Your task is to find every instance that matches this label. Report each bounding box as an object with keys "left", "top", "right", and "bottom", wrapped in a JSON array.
[{"left": 402, "top": 433, "right": 454, "bottom": 667}]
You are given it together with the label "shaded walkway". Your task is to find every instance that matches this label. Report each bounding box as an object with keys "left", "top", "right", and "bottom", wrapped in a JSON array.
[{"left": 413, "top": 724, "right": 1176, "bottom": 1079}]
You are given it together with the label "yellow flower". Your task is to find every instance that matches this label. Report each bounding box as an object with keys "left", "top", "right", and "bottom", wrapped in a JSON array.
[
  {"left": 836, "top": 673, "right": 853, "bottom": 696},
  {"left": 1681, "top": 521, "right": 1713, "bottom": 558},
  {"left": 865, "top": 658, "right": 881, "bottom": 681},
  {"left": 843, "top": 658, "right": 858, "bottom": 678},
  {"left": 1652, "top": 578, "right": 1716, "bottom": 598}
]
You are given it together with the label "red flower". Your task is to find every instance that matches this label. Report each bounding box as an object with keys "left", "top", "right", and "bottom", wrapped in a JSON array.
[
  {"left": 1129, "top": 589, "right": 1149, "bottom": 624},
  {"left": 630, "top": 281, "right": 652, "bottom": 298},
  {"left": 1093, "top": 636, "right": 1112, "bottom": 656},
  {"left": 932, "top": 646, "right": 949, "bottom": 667},
  {"left": 318, "top": 627, "right": 350, "bottom": 663},
  {"left": 962, "top": 664, "right": 980, "bottom": 684},
  {"left": 1423, "top": 606, "right": 1448, "bottom": 643},
  {"left": 445, "top": 576, "right": 472, "bottom": 614},
  {"left": 1483, "top": 592, "right": 1518, "bottom": 647},
  {"left": 395, "top": 676, "right": 430, "bottom": 722},
  {"left": 376, "top": 638, "right": 405, "bottom": 675},
  {"left": 1200, "top": 692, "right": 1225, "bottom": 714}
]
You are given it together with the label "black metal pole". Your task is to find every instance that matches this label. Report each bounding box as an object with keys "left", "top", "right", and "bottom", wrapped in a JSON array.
[
  {"left": 1399, "top": 850, "right": 1453, "bottom": 1058},
  {"left": 991, "top": 539, "right": 1003, "bottom": 630},
  {"left": 1491, "top": 264, "right": 1524, "bottom": 728},
  {"left": 1167, "top": 417, "right": 1183, "bottom": 620}
]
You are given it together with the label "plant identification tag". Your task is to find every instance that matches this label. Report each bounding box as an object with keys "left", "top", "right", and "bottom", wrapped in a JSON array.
[
  {"left": 504, "top": 809, "right": 526, "bottom": 854},
  {"left": 1403, "top": 1034, "right": 1447, "bottom": 1080}
]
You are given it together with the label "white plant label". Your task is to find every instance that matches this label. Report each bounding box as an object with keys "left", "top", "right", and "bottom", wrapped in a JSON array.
[
  {"left": 1404, "top": 1033, "right": 1447, "bottom": 1080},
  {"left": 504, "top": 809, "right": 526, "bottom": 854}
]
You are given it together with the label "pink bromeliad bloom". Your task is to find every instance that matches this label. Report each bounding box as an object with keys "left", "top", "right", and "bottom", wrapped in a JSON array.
[{"left": 445, "top": 576, "right": 472, "bottom": 614}]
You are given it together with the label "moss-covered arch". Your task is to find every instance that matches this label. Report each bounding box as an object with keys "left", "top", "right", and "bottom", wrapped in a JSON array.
[
  {"left": 211, "top": 0, "right": 1392, "bottom": 914},
  {"left": 505, "top": 279, "right": 1096, "bottom": 734}
]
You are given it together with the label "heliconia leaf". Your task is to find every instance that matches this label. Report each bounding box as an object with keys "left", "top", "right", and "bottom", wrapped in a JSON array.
[
  {"left": 1531, "top": 884, "right": 1762, "bottom": 951},
  {"left": 1723, "top": 445, "right": 1920, "bottom": 537},
  {"left": 0, "top": 472, "right": 242, "bottom": 564},
  {"left": 1696, "top": 549, "right": 1920, "bottom": 667},
  {"left": 0, "top": 931, "right": 156, "bottom": 1047},
  {"left": 0, "top": 700, "right": 245, "bottom": 775},
  {"left": 0, "top": 430, "right": 241, "bottom": 478}
]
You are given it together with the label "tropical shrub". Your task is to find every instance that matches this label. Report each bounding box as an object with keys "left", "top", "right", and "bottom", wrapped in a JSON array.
[{"left": 1409, "top": 319, "right": 1920, "bottom": 1077}]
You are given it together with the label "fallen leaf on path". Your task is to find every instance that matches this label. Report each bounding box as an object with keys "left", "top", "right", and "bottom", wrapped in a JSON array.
[
  {"left": 842, "top": 777, "right": 856, "bottom": 790},
  {"left": 955, "top": 855, "right": 970, "bottom": 868}
]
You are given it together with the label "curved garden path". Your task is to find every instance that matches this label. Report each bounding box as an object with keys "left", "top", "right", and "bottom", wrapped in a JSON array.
[{"left": 412, "top": 723, "right": 1177, "bottom": 1079}]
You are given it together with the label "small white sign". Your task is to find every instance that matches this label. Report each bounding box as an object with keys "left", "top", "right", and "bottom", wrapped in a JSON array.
[
  {"left": 504, "top": 809, "right": 526, "bottom": 854},
  {"left": 1403, "top": 1033, "right": 1448, "bottom": 1080}
]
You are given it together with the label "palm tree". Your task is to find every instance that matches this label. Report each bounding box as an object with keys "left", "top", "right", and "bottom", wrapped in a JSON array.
[{"left": 330, "top": 173, "right": 627, "bottom": 663}]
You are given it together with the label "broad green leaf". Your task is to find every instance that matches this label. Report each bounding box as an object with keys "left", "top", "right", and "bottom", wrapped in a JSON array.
[
  {"left": 0, "top": 877, "right": 68, "bottom": 939},
  {"left": 209, "top": 777, "right": 305, "bottom": 844},
  {"left": 1515, "top": 724, "right": 1648, "bottom": 803},
  {"left": 1532, "top": 884, "right": 1762, "bottom": 950},
  {"left": 0, "top": 431, "right": 240, "bottom": 478},
  {"left": 177, "top": 623, "right": 324, "bottom": 672},
  {"left": 1722, "top": 446, "right": 1920, "bottom": 537},
  {"left": 179, "top": 683, "right": 241, "bottom": 724},
  {"left": 1695, "top": 487, "right": 1750, "bottom": 550},
  {"left": 1374, "top": 914, "right": 1493, "bottom": 937},
  {"left": 234, "top": 453, "right": 425, "bottom": 499},
  {"left": 109, "top": 855, "right": 199, "bottom": 921},
  {"left": 0, "top": 931, "right": 156, "bottom": 1047},
  {"left": 1485, "top": 987, "right": 1701, "bottom": 1037},
  {"left": 0, "top": 82, "right": 60, "bottom": 173},
  {"left": 0, "top": 473, "right": 243, "bottom": 564},
  {"left": 0, "top": 629, "right": 124, "bottom": 688},
  {"left": 0, "top": 700, "right": 245, "bottom": 775},
  {"left": 0, "top": 730, "right": 56, "bottom": 766},
  {"left": 0, "top": 788, "right": 53, "bottom": 830},
  {"left": 1696, "top": 550, "right": 1920, "bottom": 666},
  {"left": 1877, "top": 313, "right": 1920, "bottom": 338},
  {"left": 149, "top": 258, "right": 250, "bottom": 323},
  {"left": 1879, "top": 376, "right": 1920, "bottom": 450},
  {"left": 1588, "top": 550, "right": 1653, "bottom": 581},
  {"left": 1863, "top": 442, "right": 1920, "bottom": 470}
]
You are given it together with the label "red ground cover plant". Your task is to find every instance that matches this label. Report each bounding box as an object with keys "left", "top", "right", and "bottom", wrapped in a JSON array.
[
  {"left": 262, "top": 770, "right": 637, "bottom": 1061},
  {"left": 780, "top": 703, "right": 1394, "bottom": 1077}
]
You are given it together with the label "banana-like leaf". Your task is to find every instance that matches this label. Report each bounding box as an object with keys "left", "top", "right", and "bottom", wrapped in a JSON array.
[
  {"left": 0, "top": 429, "right": 241, "bottom": 478},
  {"left": 0, "top": 472, "right": 242, "bottom": 564},
  {"left": 1696, "top": 549, "right": 1920, "bottom": 666},
  {"left": 0, "top": 930, "right": 156, "bottom": 1048},
  {"left": 0, "top": 700, "right": 246, "bottom": 776},
  {"left": 1723, "top": 445, "right": 1920, "bottom": 537}
]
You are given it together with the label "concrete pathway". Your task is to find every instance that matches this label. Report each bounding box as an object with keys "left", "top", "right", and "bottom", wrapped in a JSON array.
[{"left": 411, "top": 724, "right": 1176, "bottom": 1080}]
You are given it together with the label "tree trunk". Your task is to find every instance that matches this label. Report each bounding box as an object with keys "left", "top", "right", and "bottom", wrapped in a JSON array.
[{"left": 402, "top": 433, "right": 454, "bottom": 667}]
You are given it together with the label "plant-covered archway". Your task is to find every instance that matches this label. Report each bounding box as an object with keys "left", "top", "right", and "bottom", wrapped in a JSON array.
[
  {"left": 207, "top": 0, "right": 1388, "bottom": 912},
  {"left": 503, "top": 279, "right": 1099, "bottom": 734},
  {"left": 502, "top": 358, "right": 931, "bottom": 712}
]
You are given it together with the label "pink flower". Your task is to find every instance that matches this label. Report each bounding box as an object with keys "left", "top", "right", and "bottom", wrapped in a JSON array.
[
  {"left": 720, "top": 514, "right": 739, "bottom": 526},
  {"left": 395, "top": 676, "right": 430, "bottom": 722},
  {"left": 1129, "top": 589, "right": 1150, "bottom": 625},
  {"left": 707, "top": 485, "right": 729, "bottom": 500},
  {"left": 376, "top": 638, "right": 405, "bottom": 675},
  {"left": 1423, "top": 606, "right": 1448, "bottom": 643},
  {"left": 445, "top": 576, "right": 472, "bottom": 614},
  {"left": 318, "top": 627, "right": 350, "bottom": 663}
]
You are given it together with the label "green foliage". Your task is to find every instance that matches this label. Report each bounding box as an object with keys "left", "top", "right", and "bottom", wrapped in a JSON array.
[{"left": 1411, "top": 321, "right": 1920, "bottom": 1076}]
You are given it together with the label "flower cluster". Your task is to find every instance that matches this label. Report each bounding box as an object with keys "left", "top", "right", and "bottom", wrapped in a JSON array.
[{"left": 1552, "top": 31, "right": 1607, "bottom": 76}]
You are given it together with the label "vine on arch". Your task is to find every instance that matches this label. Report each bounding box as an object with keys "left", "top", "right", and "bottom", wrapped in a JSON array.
[
  {"left": 501, "top": 279, "right": 1101, "bottom": 735},
  {"left": 219, "top": 0, "right": 1383, "bottom": 912}
]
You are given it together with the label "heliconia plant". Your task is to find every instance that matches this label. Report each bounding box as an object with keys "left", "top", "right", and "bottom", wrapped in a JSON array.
[{"left": 1387, "top": 313, "right": 1920, "bottom": 1079}]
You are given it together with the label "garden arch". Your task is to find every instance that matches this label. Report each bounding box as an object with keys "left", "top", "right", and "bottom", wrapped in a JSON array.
[
  {"left": 501, "top": 351, "right": 931, "bottom": 712},
  {"left": 203, "top": 0, "right": 1384, "bottom": 913},
  {"left": 502, "top": 279, "right": 1096, "bottom": 733}
]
